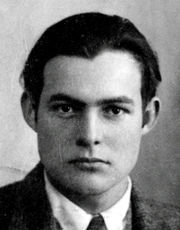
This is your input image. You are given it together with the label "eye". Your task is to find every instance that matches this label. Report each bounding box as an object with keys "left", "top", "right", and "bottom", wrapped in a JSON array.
[
  {"left": 59, "top": 104, "right": 73, "bottom": 113},
  {"left": 103, "top": 105, "right": 127, "bottom": 117},
  {"left": 50, "top": 103, "right": 75, "bottom": 117}
]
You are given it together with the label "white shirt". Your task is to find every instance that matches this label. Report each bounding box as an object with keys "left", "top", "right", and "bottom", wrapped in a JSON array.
[{"left": 45, "top": 173, "right": 132, "bottom": 230}]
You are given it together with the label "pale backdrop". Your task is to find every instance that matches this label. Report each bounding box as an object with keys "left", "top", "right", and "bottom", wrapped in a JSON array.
[{"left": 0, "top": 0, "right": 180, "bottom": 206}]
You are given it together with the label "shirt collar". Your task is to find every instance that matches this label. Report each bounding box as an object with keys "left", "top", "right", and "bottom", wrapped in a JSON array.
[
  {"left": 45, "top": 172, "right": 131, "bottom": 230},
  {"left": 101, "top": 177, "right": 132, "bottom": 230}
]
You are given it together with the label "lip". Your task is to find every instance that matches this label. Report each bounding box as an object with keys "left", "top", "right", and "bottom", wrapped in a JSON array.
[
  {"left": 69, "top": 157, "right": 109, "bottom": 164},
  {"left": 69, "top": 157, "right": 109, "bottom": 170}
]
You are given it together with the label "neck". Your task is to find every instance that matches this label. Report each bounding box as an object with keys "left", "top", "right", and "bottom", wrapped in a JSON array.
[
  {"left": 69, "top": 178, "right": 129, "bottom": 214},
  {"left": 48, "top": 175, "right": 129, "bottom": 214}
]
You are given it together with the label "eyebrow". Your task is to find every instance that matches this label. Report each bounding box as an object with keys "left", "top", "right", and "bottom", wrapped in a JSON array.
[
  {"left": 97, "top": 97, "right": 134, "bottom": 106},
  {"left": 48, "top": 93, "right": 134, "bottom": 106},
  {"left": 48, "top": 94, "right": 86, "bottom": 106}
]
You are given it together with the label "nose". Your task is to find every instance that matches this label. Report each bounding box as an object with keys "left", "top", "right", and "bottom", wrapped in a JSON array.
[{"left": 76, "top": 109, "right": 102, "bottom": 148}]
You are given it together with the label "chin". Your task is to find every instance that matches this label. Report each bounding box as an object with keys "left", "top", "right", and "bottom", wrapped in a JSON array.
[
  {"left": 67, "top": 176, "right": 116, "bottom": 196},
  {"left": 72, "top": 184, "right": 109, "bottom": 196}
]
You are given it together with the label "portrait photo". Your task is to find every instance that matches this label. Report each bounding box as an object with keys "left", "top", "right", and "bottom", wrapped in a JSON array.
[{"left": 0, "top": 0, "right": 180, "bottom": 229}]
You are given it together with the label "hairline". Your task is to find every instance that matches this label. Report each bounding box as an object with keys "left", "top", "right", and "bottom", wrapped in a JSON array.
[
  {"left": 21, "top": 13, "right": 161, "bottom": 115},
  {"left": 36, "top": 48, "right": 146, "bottom": 112}
]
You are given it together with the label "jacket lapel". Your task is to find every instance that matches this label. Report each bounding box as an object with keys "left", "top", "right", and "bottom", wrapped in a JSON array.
[
  {"left": 130, "top": 185, "right": 165, "bottom": 230},
  {"left": 124, "top": 184, "right": 167, "bottom": 230},
  {"left": 9, "top": 163, "right": 62, "bottom": 230},
  {"left": 9, "top": 164, "right": 174, "bottom": 230}
]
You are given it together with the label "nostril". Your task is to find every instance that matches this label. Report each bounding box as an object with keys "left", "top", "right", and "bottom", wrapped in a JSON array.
[
  {"left": 94, "top": 140, "right": 100, "bottom": 145},
  {"left": 76, "top": 138, "right": 100, "bottom": 147},
  {"left": 76, "top": 138, "right": 89, "bottom": 147}
]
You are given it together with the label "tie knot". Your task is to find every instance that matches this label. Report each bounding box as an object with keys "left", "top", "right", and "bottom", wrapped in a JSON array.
[{"left": 87, "top": 214, "right": 107, "bottom": 230}]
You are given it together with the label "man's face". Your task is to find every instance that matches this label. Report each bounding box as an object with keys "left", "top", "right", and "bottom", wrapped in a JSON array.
[{"left": 35, "top": 50, "right": 145, "bottom": 196}]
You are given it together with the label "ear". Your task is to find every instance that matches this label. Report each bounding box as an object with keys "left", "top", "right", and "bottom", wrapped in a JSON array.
[
  {"left": 21, "top": 92, "right": 37, "bottom": 132},
  {"left": 142, "top": 96, "right": 161, "bottom": 135}
]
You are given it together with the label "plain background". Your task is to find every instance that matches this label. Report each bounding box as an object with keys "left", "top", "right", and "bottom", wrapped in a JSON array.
[{"left": 0, "top": 0, "right": 179, "bottom": 206}]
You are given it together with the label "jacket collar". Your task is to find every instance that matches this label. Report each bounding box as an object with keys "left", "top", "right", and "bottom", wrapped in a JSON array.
[
  {"left": 10, "top": 162, "right": 62, "bottom": 230},
  {"left": 130, "top": 184, "right": 165, "bottom": 230},
  {"left": 10, "top": 163, "right": 167, "bottom": 230}
]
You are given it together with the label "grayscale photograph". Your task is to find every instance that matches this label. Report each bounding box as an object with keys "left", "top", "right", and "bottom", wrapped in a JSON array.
[{"left": 0, "top": 1, "right": 180, "bottom": 229}]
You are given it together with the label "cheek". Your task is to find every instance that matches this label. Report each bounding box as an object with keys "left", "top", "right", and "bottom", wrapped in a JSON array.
[
  {"left": 106, "top": 127, "right": 141, "bottom": 178},
  {"left": 105, "top": 120, "right": 142, "bottom": 163},
  {"left": 107, "top": 122, "right": 141, "bottom": 146},
  {"left": 37, "top": 118, "right": 76, "bottom": 161}
]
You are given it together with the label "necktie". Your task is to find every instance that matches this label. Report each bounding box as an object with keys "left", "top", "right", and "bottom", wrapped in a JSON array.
[{"left": 87, "top": 214, "right": 107, "bottom": 230}]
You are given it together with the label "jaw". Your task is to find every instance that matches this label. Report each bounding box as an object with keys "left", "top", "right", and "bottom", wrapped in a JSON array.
[
  {"left": 70, "top": 176, "right": 129, "bottom": 215},
  {"left": 47, "top": 169, "right": 129, "bottom": 214}
]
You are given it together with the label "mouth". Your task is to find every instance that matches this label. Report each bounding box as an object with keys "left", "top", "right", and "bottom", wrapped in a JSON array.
[{"left": 69, "top": 157, "right": 109, "bottom": 170}]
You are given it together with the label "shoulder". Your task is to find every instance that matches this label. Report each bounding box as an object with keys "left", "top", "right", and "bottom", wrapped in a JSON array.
[
  {"left": 0, "top": 179, "right": 25, "bottom": 228},
  {"left": 0, "top": 173, "right": 29, "bottom": 205},
  {"left": 131, "top": 186, "right": 180, "bottom": 229},
  {"left": 0, "top": 163, "right": 45, "bottom": 227},
  {"left": 143, "top": 198, "right": 180, "bottom": 223},
  {"left": 0, "top": 162, "right": 44, "bottom": 199}
]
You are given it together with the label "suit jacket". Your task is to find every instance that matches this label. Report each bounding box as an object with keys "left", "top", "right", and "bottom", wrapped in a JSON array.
[{"left": 0, "top": 163, "right": 180, "bottom": 230}]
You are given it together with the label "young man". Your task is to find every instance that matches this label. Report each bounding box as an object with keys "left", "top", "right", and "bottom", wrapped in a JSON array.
[{"left": 0, "top": 12, "right": 179, "bottom": 230}]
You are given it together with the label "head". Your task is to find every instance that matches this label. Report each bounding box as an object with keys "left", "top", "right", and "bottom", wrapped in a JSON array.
[
  {"left": 21, "top": 13, "right": 161, "bottom": 211},
  {"left": 21, "top": 12, "right": 161, "bottom": 112}
]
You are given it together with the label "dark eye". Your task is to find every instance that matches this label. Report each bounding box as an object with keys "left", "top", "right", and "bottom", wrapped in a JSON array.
[
  {"left": 103, "top": 105, "right": 125, "bottom": 116},
  {"left": 50, "top": 103, "right": 75, "bottom": 117},
  {"left": 109, "top": 107, "right": 122, "bottom": 115},
  {"left": 59, "top": 104, "right": 73, "bottom": 113}
]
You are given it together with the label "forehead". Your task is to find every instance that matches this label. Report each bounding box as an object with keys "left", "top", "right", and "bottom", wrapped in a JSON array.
[{"left": 42, "top": 50, "right": 142, "bottom": 103}]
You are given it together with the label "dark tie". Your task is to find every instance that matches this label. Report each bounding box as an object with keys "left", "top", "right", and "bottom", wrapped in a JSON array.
[{"left": 87, "top": 215, "right": 107, "bottom": 230}]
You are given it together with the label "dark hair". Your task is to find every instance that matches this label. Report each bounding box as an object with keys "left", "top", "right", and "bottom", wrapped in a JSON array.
[{"left": 20, "top": 12, "right": 161, "bottom": 110}]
